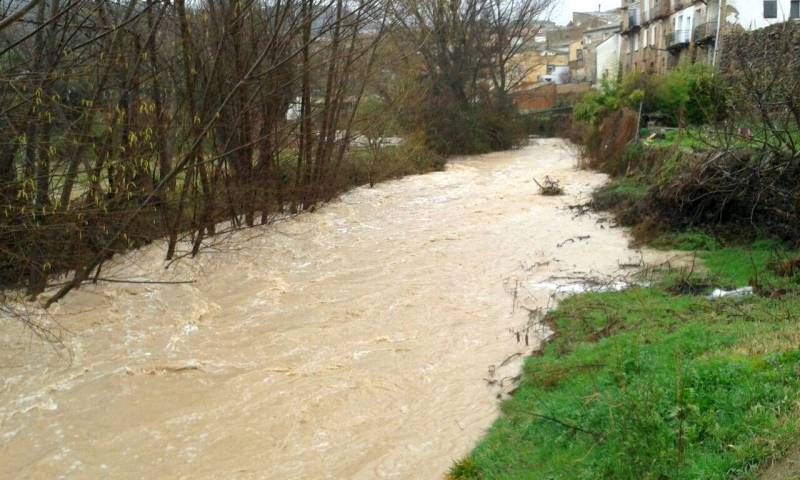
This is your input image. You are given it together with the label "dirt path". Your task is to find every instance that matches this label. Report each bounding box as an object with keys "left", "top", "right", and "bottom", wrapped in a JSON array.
[
  {"left": 1, "top": 139, "right": 656, "bottom": 479},
  {"left": 760, "top": 448, "right": 800, "bottom": 480}
]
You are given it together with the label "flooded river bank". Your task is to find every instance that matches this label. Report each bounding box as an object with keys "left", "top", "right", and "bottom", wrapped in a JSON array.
[{"left": 2, "top": 139, "right": 651, "bottom": 479}]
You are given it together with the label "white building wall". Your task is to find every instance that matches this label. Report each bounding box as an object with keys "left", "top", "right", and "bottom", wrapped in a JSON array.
[
  {"left": 670, "top": 5, "right": 696, "bottom": 43},
  {"left": 596, "top": 33, "right": 621, "bottom": 84},
  {"left": 727, "top": 0, "right": 797, "bottom": 30}
]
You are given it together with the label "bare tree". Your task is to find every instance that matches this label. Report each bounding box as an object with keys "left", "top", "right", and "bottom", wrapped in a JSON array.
[
  {"left": 484, "top": 0, "right": 554, "bottom": 97},
  {"left": 1, "top": 0, "right": 547, "bottom": 316},
  {"left": 0, "top": 0, "right": 386, "bottom": 309},
  {"left": 389, "top": 0, "right": 553, "bottom": 153}
]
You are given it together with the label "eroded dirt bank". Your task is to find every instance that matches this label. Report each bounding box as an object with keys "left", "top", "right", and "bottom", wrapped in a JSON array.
[{"left": 2, "top": 139, "right": 654, "bottom": 479}]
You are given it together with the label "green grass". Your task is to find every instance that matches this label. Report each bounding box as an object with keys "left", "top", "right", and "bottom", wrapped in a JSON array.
[
  {"left": 652, "top": 235, "right": 798, "bottom": 293},
  {"left": 452, "top": 242, "right": 800, "bottom": 480},
  {"left": 641, "top": 128, "right": 711, "bottom": 151},
  {"left": 590, "top": 176, "right": 652, "bottom": 228},
  {"left": 592, "top": 177, "right": 649, "bottom": 211},
  {"left": 651, "top": 230, "right": 720, "bottom": 252},
  {"left": 640, "top": 125, "right": 800, "bottom": 157}
]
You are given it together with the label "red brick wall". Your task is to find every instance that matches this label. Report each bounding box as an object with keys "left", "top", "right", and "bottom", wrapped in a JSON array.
[{"left": 512, "top": 84, "right": 557, "bottom": 112}]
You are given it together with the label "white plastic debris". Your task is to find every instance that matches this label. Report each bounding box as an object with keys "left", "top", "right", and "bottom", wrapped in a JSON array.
[
  {"left": 531, "top": 280, "right": 630, "bottom": 295},
  {"left": 707, "top": 286, "right": 754, "bottom": 299}
]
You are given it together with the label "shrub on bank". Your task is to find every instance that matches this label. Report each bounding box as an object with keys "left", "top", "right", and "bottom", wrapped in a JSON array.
[
  {"left": 573, "top": 77, "right": 644, "bottom": 127},
  {"left": 651, "top": 149, "right": 800, "bottom": 243},
  {"left": 570, "top": 63, "right": 727, "bottom": 178},
  {"left": 574, "top": 64, "right": 726, "bottom": 130},
  {"left": 571, "top": 109, "right": 639, "bottom": 175},
  {"left": 421, "top": 93, "right": 526, "bottom": 155},
  {"left": 336, "top": 136, "right": 445, "bottom": 190}
]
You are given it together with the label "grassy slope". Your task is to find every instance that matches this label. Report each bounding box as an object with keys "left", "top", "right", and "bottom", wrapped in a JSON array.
[{"left": 452, "top": 239, "right": 800, "bottom": 480}]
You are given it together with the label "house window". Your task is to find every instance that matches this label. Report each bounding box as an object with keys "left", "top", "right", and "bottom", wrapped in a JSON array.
[
  {"left": 685, "top": 16, "right": 692, "bottom": 42},
  {"left": 764, "top": 0, "right": 778, "bottom": 18},
  {"left": 791, "top": 0, "right": 800, "bottom": 18}
]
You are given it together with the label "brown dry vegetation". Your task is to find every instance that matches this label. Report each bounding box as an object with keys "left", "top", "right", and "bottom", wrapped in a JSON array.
[{"left": 0, "top": 0, "right": 555, "bottom": 312}]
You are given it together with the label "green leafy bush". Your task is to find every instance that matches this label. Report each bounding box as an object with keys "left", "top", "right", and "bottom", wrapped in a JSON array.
[
  {"left": 573, "top": 76, "right": 644, "bottom": 126},
  {"left": 574, "top": 64, "right": 727, "bottom": 129},
  {"left": 655, "top": 63, "right": 728, "bottom": 126}
]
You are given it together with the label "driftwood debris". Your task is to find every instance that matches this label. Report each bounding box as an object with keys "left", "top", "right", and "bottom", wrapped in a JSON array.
[
  {"left": 533, "top": 176, "right": 564, "bottom": 196},
  {"left": 556, "top": 235, "right": 591, "bottom": 248}
]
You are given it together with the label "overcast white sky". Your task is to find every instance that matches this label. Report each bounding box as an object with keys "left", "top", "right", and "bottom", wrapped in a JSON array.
[{"left": 551, "top": 0, "right": 620, "bottom": 25}]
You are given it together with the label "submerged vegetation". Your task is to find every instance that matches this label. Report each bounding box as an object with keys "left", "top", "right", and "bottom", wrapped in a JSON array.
[{"left": 533, "top": 176, "right": 564, "bottom": 196}]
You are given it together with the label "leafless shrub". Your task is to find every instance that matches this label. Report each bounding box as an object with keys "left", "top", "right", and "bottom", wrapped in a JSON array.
[
  {"left": 533, "top": 176, "right": 564, "bottom": 196},
  {"left": 0, "top": 0, "right": 387, "bottom": 309}
]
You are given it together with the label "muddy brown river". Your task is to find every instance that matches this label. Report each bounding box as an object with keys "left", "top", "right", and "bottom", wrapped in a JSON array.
[{"left": 1, "top": 139, "right": 653, "bottom": 479}]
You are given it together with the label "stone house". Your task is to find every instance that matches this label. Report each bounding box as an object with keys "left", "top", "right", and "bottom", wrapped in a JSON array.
[
  {"left": 618, "top": 0, "right": 800, "bottom": 77},
  {"left": 565, "top": 23, "right": 623, "bottom": 83}
]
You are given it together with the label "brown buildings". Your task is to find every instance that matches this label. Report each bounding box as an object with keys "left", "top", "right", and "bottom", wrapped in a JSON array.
[
  {"left": 619, "top": 0, "right": 800, "bottom": 77},
  {"left": 619, "top": 0, "right": 718, "bottom": 76}
]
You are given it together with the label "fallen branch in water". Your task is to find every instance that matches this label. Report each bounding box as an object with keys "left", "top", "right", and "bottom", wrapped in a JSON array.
[
  {"left": 557, "top": 235, "right": 591, "bottom": 248},
  {"left": 500, "top": 352, "right": 522, "bottom": 367},
  {"left": 1, "top": 294, "right": 67, "bottom": 349},
  {"left": 533, "top": 176, "right": 564, "bottom": 196},
  {"left": 568, "top": 202, "right": 592, "bottom": 216},
  {"left": 94, "top": 278, "right": 196, "bottom": 285}
]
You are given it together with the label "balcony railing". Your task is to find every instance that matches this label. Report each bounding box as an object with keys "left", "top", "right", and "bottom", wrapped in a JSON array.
[
  {"left": 693, "top": 20, "right": 717, "bottom": 43},
  {"left": 666, "top": 29, "right": 691, "bottom": 49}
]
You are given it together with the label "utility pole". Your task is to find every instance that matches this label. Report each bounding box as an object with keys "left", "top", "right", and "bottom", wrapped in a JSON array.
[{"left": 712, "top": 0, "right": 725, "bottom": 69}]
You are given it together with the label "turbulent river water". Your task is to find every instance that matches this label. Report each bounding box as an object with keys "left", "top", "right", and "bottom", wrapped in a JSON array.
[{"left": 1, "top": 139, "right": 655, "bottom": 479}]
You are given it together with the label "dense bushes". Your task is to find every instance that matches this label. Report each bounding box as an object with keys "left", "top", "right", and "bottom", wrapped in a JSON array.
[
  {"left": 588, "top": 145, "right": 800, "bottom": 246},
  {"left": 651, "top": 150, "right": 800, "bottom": 242},
  {"left": 573, "top": 77, "right": 644, "bottom": 127},
  {"left": 338, "top": 140, "right": 446, "bottom": 189},
  {"left": 628, "top": 63, "right": 728, "bottom": 126},
  {"left": 422, "top": 93, "right": 525, "bottom": 155},
  {"left": 574, "top": 63, "right": 726, "bottom": 129},
  {"left": 571, "top": 108, "right": 639, "bottom": 175},
  {"left": 572, "top": 47, "right": 800, "bottom": 246}
]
